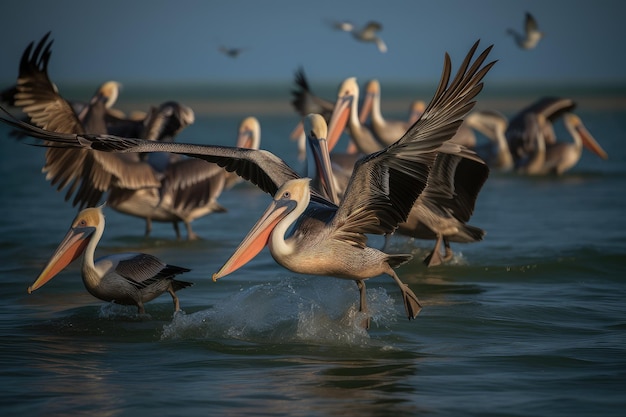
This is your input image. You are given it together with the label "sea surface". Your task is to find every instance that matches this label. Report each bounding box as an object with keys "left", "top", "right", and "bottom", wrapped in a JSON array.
[{"left": 0, "top": 84, "right": 625, "bottom": 417}]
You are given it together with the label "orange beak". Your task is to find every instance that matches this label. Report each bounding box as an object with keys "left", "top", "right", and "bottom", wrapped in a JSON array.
[
  {"left": 359, "top": 91, "right": 374, "bottom": 125},
  {"left": 213, "top": 199, "right": 296, "bottom": 281},
  {"left": 28, "top": 226, "right": 94, "bottom": 293},
  {"left": 326, "top": 96, "right": 351, "bottom": 153},
  {"left": 289, "top": 121, "right": 304, "bottom": 140},
  {"left": 577, "top": 123, "right": 608, "bottom": 160}
]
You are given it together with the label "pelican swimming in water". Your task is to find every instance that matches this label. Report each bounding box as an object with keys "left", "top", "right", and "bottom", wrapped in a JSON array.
[
  {"left": 359, "top": 79, "right": 426, "bottom": 146},
  {"left": 464, "top": 110, "right": 514, "bottom": 171},
  {"left": 506, "top": 97, "right": 608, "bottom": 174},
  {"left": 2, "top": 40, "right": 496, "bottom": 326},
  {"left": 507, "top": 12, "right": 543, "bottom": 50},
  {"left": 28, "top": 206, "right": 193, "bottom": 314}
]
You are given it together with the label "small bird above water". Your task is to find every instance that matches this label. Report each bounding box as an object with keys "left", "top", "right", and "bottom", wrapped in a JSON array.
[
  {"left": 507, "top": 12, "right": 543, "bottom": 50},
  {"left": 218, "top": 45, "right": 248, "bottom": 58},
  {"left": 28, "top": 206, "right": 193, "bottom": 314},
  {"left": 328, "top": 19, "right": 387, "bottom": 53}
]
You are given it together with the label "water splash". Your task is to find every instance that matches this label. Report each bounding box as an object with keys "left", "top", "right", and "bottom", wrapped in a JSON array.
[{"left": 161, "top": 276, "right": 401, "bottom": 345}]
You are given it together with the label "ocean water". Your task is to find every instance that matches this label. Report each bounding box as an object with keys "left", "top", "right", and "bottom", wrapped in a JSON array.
[{"left": 0, "top": 85, "right": 625, "bottom": 417}]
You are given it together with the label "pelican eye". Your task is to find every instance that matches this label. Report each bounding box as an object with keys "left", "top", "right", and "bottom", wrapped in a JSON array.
[
  {"left": 283, "top": 191, "right": 291, "bottom": 199},
  {"left": 78, "top": 219, "right": 87, "bottom": 227}
]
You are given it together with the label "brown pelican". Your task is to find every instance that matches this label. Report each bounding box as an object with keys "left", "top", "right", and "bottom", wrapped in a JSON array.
[
  {"left": 2, "top": 40, "right": 496, "bottom": 326},
  {"left": 326, "top": 77, "right": 387, "bottom": 155},
  {"left": 521, "top": 112, "right": 608, "bottom": 175},
  {"left": 506, "top": 97, "right": 608, "bottom": 174},
  {"left": 289, "top": 67, "right": 336, "bottom": 159},
  {"left": 359, "top": 79, "right": 425, "bottom": 146},
  {"left": 507, "top": 12, "right": 543, "bottom": 50},
  {"left": 330, "top": 20, "right": 388, "bottom": 53},
  {"left": 224, "top": 116, "right": 262, "bottom": 189},
  {"left": 464, "top": 110, "right": 514, "bottom": 171},
  {"left": 7, "top": 33, "right": 234, "bottom": 239},
  {"left": 324, "top": 76, "right": 490, "bottom": 267},
  {"left": 309, "top": 110, "right": 489, "bottom": 268},
  {"left": 28, "top": 206, "right": 193, "bottom": 314},
  {"left": 396, "top": 150, "right": 489, "bottom": 266}
]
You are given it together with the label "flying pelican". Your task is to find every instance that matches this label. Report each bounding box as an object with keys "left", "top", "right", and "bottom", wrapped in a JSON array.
[
  {"left": 330, "top": 20, "right": 388, "bottom": 53},
  {"left": 507, "top": 12, "right": 543, "bottom": 50},
  {"left": 506, "top": 97, "right": 608, "bottom": 174},
  {"left": 6, "top": 33, "right": 238, "bottom": 239},
  {"left": 324, "top": 76, "right": 490, "bottom": 267},
  {"left": 27, "top": 206, "right": 193, "bottom": 314},
  {"left": 308, "top": 108, "right": 489, "bottom": 267},
  {"left": 1, "top": 41, "right": 496, "bottom": 326}
]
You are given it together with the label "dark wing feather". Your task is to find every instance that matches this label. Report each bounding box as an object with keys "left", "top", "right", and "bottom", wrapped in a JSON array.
[
  {"left": 115, "top": 253, "right": 190, "bottom": 289},
  {"left": 330, "top": 41, "right": 495, "bottom": 248}
]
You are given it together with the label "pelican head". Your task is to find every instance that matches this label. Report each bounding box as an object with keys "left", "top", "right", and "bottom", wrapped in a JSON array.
[
  {"left": 564, "top": 113, "right": 608, "bottom": 160},
  {"left": 98, "top": 81, "right": 122, "bottom": 109},
  {"left": 408, "top": 100, "right": 426, "bottom": 125},
  {"left": 213, "top": 178, "right": 311, "bottom": 281},
  {"left": 27, "top": 207, "right": 103, "bottom": 293},
  {"left": 236, "top": 116, "right": 261, "bottom": 150},
  {"left": 326, "top": 77, "right": 358, "bottom": 151}
]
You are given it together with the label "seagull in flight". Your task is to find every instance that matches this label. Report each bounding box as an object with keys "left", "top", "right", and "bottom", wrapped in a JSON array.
[
  {"left": 328, "top": 19, "right": 388, "bottom": 53},
  {"left": 507, "top": 12, "right": 543, "bottom": 50}
]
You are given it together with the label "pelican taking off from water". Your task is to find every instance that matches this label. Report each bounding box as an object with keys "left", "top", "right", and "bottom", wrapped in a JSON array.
[
  {"left": 28, "top": 206, "right": 193, "bottom": 314},
  {"left": 2, "top": 41, "right": 496, "bottom": 327}
]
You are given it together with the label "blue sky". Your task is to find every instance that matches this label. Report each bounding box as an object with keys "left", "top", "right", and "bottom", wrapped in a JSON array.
[{"left": 0, "top": 0, "right": 625, "bottom": 87}]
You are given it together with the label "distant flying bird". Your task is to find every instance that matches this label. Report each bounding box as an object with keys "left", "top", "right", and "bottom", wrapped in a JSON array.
[
  {"left": 328, "top": 19, "right": 388, "bottom": 53},
  {"left": 507, "top": 12, "right": 543, "bottom": 50},
  {"left": 218, "top": 45, "right": 248, "bottom": 58}
]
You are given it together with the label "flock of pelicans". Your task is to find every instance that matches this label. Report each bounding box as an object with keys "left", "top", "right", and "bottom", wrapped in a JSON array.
[{"left": 0, "top": 31, "right": 609, "bottom": 329}]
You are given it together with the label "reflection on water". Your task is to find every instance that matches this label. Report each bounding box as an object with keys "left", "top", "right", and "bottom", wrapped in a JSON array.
[{"left": 5, "top": 335, "right": 124, "bottom": 417}]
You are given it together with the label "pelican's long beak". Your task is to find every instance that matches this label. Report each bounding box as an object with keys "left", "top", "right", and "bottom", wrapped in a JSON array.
[
  {"left": 28, "top": 226, "right": 95, "bottom": 293},
  {"left": 577, "top": 122, "right": 608, "bottom": 160},
  {"left": 289, "top": 121, "right": 304, "bottom": 140},
  {"left": 326, "top": 95, "right": 351, "bottom": 153},
  {"left": 359, "top": 90, "right": 374, "bottom": 125},
  {"left": 308, "top": 134, "right": 339, "bottom": 205},
  {"left": 213, "top": 198, "right": 296, "bottom": 281}
]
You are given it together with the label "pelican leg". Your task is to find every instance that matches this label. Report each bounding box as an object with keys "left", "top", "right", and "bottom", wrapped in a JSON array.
[
  {"left": 145, "top": 218, "right": 153, "bottom": 237},
  {"left": 442, "top": 238, "right": 454, "bottom": 262},
  {"left": 185, "top": 221, "right": 200, "bottom": 241},
  {"left": 381, "top": 233, "right": 393, "bottom": 252},
  {"left": 168, "top": 285, "right": 181, "bottom": 312},
  {"left": 172, "top": 222, "right": 181, "bottom": 240},
  {"left": 136, "top": 301, "right": 146, "bottom": 315},
  {"left": 423, "top": 234, "right": 445, "bottom": 267},
  {"left": 389, "top": 271, "right": 422, "bottom": 320},
  {"left": 354, "top": 280, "right": 371, "bottom": 329}
]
